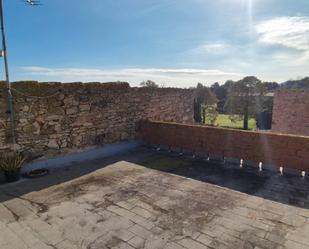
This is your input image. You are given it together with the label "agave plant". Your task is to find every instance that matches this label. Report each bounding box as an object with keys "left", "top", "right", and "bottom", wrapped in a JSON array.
[{"left": 0, "top": 151, "right": 26, "bottom": 173}]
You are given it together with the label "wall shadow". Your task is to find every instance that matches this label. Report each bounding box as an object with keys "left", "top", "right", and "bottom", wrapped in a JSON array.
[
  {"left": 0, "top": 153, "right": 126, "bottom": 203},
  {"left": 0, "top": 147, "right": 308, "bottom": 211},
  {"left": 130, "top": 148, "right": 309, "bottom": 210}
]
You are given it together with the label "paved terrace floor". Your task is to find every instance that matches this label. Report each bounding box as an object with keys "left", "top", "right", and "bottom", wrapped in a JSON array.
[{"left": 0, "top": 147, "right": 308, "bottom": 249}]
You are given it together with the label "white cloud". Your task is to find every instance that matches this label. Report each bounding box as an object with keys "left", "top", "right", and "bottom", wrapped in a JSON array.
[
  {"left": 20, "top": 66, "right": 244, "bottom": 87},
  {"left": 255, "top": 16, "right": 309, "bottom": 51},
  {"left": 188, "top": 42, "right": 231, "bottom": 55}
]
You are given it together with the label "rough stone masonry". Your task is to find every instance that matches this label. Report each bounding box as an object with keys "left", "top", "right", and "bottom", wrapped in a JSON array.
[{"left": 0, "top": 81, "right": 194, "bottom": 156}]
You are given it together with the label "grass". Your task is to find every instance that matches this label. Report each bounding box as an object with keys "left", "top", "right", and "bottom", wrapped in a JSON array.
[{"left": 206, "top": 114, "right": 256, "bottom": 130}]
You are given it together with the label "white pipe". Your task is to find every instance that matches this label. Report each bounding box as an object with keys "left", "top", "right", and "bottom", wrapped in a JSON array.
[{"left": 259, "top": 162, "right": 263, "bottom": 171}]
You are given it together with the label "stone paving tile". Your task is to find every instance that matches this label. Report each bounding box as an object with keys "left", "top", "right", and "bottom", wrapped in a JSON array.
[
  {"left": 131, "top": 206, "right": 154, "bottom": 219},
  {"left": 0, "top": 203, "right": 18, "bottom": 224},
  {"left": 284, "top": 240, "right": 307, "bottom": 249},
  {"left": 116, "top": 200, "right": 136, "bottom": 210},
  {"left": 114, "top": 241, "right": 135, "bottom": 249},
  {"left": 21, "top": 218, "right": 64, "bottom": 245},
  {"left": 0, "top": 226, "right": 29, "bottom": 249},
  {"left": 115, "top": 229, "right": 136, "bottom": 242},
  {"left": 164, "top": 242, "right": 185, "bottom": 249},
  {"left": 107, "top": 205, "right": 137, "bottom": 219},
  {"left": 177, "top": 238, "right": 210, "bottom": 249},
  {"left": 0, "top": 151, "right": 308, "bottom": 249},
  {"left": 196, "top": 233, "right": 213, "bottom": 247},
  {"left": 128, "top": 235, "right": 146, "bottom": 248},
  {"left": 129, "top": 224, "right": 153, "bottom": 239},
  {"left": 129, "top": 214, "right": 155, "bottom": 230},
  {"left": 6, "top": 222, "right": 43, "bottom": 248},
  {"left": 55, "top": 240, "right": 80, "bottom": 249}
]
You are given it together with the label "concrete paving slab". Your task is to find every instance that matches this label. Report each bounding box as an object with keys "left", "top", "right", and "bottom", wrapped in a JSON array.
[{"left": 0, "top": 148, "right": 308, "bottom": 249}]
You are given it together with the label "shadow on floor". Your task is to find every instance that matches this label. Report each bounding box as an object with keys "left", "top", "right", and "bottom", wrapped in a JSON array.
[
  {"left": 0, "top": 146, "right": 308, "bottom": 210},
  {"left": 0, "top": 152, "right": 135, "bottom": 203},
  {"left": 132, "top": 148, "right": 309, "bottom": 210}
]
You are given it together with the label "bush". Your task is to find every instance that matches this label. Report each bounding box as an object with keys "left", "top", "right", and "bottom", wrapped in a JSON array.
[
  {"left": 203, "top": 105, "right": 218, "bottom": 125},
  {"left": 0, "top": 151, "right": 26, "bottom": 173}
]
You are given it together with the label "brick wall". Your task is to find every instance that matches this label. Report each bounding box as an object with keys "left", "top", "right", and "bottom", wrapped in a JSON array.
[
  {"left": 272, "top": 90, "right": 309, "bottom": 136},
  {"left": 0, "top": 82, "right": 194, "bottom": 155},
  {"left": 140, "top": 121, "right": 309, "bottom": 171}
]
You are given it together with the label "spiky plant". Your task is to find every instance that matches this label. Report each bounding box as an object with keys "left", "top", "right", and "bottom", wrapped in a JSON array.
[{"left": 0, "top": 151, "right": 26, "bottom": 172}]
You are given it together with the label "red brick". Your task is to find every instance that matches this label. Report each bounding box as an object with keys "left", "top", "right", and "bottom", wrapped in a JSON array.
[{"left": 141, "top": 121, "right": 309, "bottom": 171}]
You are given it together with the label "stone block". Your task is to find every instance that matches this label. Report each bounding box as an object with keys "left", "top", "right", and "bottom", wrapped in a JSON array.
[
  {"left": 47, "top": 139, "right": 59, "bottom": 149},
  {"left": 66, "top": 107, "right": 78, "bottom": 115},
  {"left": 79, "top": 104, "right": 91, "bottom": 112}
]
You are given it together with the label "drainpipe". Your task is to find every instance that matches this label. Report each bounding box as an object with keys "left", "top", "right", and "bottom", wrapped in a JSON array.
[{"left": 0, "top": 0, "right": 16, "bottom": 144}]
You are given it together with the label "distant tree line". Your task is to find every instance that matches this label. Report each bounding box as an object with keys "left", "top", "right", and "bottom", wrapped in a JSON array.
[
  {"left": 140, "top": 76, "right": 308, "bottom": 130},
  {"left": 280, "top": 77, "right": 309, "bottom": 89},
  {"left": 210, "top": 80, "right": 280, "bottom": 114},
  {"left": 140, "top": 80, "right": 159, "bottom": 88},
  {"left": 194, "top": 76, "right": 309, "bottom": 130},
  {"left": 210, "top": 77, "right": 309, "bottom": 114}
]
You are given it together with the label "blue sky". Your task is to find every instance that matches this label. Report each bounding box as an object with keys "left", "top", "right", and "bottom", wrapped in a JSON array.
[{"left": 3, "top": 0, "right": 309, "bottom": 87}]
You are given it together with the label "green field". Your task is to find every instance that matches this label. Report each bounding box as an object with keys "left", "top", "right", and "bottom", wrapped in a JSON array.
[{"left": 205, "top": 114, "right": 256, "bottom": 130}]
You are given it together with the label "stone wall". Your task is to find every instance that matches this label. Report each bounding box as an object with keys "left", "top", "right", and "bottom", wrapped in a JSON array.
[
  {"left": 272, "top": 90, "right": 309, "bottom": 136},
  {"left": 140, "top": 120, "right": 309, "bottom": 171},
  {"left": 0, "top": 81, "right": 194, "bottom": 155}
]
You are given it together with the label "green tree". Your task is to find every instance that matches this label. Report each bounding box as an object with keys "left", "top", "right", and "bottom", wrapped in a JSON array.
[
  {"left": 210, "top": 80, "right": 235, "bottom": 113},
  {"left": 140, "top": 80, "right": 159, "bottom": 88},
  {"left": 204, "top": 104, "right": 218, "bottom": 125},
  {"left": 194, "top": 83, "right": 217, "bottom": 123},
  {"left": 224, "top": 76, "right": 266, "bottom": 130},
  {"left": 281, "top": 77, "right": 309, "bottom": 89}
]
